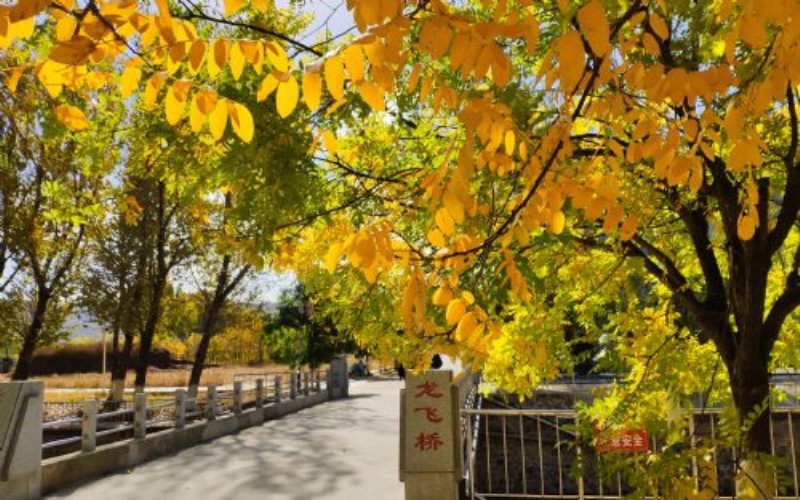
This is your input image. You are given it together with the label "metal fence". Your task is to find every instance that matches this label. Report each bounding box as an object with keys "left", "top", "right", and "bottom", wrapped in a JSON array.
[
  {"left": 41, "top": 369, "right": 329, "bottom": 459},
  {"left": 463, "top": 407, "right": 800, "bottom": 500}
]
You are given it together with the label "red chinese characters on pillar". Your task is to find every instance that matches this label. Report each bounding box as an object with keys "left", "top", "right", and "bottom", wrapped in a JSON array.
[
  {"left": 411, "top": 381, "right": 446, "bottom": 452},
  {"left": 415, "top": 381, "right": 444, "bottom": 398},
  {"left": 413, "top": 407, "right": 444, "bottom": 423},
  {"left": 403, "top": 372, "right": 455, "bottom": 473},
  {"left": 413, "top": 432, "right": 444, "bottom": 451}
]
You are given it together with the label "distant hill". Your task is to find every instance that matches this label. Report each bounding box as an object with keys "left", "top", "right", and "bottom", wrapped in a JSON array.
[{"left": 63, "top": 310, "right": 104, "bottom": 341}]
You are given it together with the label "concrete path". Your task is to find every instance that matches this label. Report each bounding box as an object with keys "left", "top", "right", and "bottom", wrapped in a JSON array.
[{"left": 47, "top": 379, "right": 404, "bottom": 500}]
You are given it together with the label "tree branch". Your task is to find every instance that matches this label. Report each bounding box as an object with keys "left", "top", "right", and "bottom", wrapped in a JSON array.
[{"left": 768, "top": 83, "right": 800, "bottom": 255}]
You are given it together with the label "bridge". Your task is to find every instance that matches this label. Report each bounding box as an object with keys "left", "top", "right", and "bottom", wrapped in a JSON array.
[
  {"left": 5, "top": 362, "right": 800, "bottom": 500},
  {"left": 46, "top": 379, "right": 403, "bottom": 500}
]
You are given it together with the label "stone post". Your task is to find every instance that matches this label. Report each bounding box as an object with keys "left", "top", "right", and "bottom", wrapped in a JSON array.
[
  {"left": 175, "top": 389, "right": 186, "bottom": 429},
  {"left": 401, "top": 371, "right": 459, "bottom": 500},
  {"left": 233, "top": 381, "right": 243, "bottom": 415},
  {"left": 133, "top": 392, "right": 147, "bottom": 440},
  {"left": 289, "top": 372, "right": 297, "bottom": 400},
  {"left": 328, "top": 357, "right": 349, "bottom": 399},
  {"left": 0, "top": 381, "right": 44, "bottom": 500},
  {"left": 274, "top": 375, "right": 282, "bottom": 404},
  {"left": 206, "top": 385, "right": 218, "bottom": 421},
  {"left": 255, "top": 379, "right": 264, "bottom": 408},
  {"left": 81, "top": 400, "right": 97, "bottom": 453}
]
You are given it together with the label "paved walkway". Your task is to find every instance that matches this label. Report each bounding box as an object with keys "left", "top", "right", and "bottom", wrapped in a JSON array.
[{"left": 47, "top": 380, "right": 404, "bottom": 500}]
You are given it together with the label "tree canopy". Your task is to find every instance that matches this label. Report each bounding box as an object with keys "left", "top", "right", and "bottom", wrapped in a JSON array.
[{"left": 6, "top": 0, "right": 800, "bottom": 490}]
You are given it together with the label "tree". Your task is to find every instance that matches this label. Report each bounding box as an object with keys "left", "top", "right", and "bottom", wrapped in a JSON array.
[
  {"left": 11, "top": 0, "right": 800, "bottom": 493},
  {"left": 265, "top": 284, "right": 356, "bottom": 369},
  {"left": 0, "top": 66, "right": 117, "bottom": 380},
  {"left": 81, "top": 180, "right": 153, "bottom": 402},
  {"left": 186, "top": 192, "right": 251, "bottom": 395}
]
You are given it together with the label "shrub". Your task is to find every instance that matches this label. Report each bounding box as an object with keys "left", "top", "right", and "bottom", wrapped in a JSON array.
[{"left": 29, "top": 340, "right": 174, "bottom": 376}]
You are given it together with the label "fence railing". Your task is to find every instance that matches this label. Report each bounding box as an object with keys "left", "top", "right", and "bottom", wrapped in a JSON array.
[
  {"left": 41, "top": 369, "right": 329, "bottom": 459},
  {"left": 462, "top": 406, "right": 800, "bottom": 500}
]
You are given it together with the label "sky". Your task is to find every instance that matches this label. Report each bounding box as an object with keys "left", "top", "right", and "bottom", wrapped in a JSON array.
[{"left": 277, "top": 0, "right": 357, "bottom": 45}]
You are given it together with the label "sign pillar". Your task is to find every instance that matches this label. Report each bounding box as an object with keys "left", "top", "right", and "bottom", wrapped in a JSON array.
[
  {"left": 400, "top": 371, "right": 460, "bottom": 500},
  {"left": 328, "top": 357, "right": 349, "bottom": 399},
  {"left": 0, "top": 381, "right": 43, "bottom": 500}
]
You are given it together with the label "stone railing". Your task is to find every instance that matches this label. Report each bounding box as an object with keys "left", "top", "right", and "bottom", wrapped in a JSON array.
[{"left": 0, "top": 358, "right": 349, "bottom": 499}]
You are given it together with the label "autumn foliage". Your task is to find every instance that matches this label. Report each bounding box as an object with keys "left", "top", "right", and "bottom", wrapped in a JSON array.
[{"left": 5, "top": 0, "right": 800, "bottom": 489}]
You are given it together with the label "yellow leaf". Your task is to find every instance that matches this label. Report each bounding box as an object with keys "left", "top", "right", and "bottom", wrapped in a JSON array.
[
  {"left": 322, "top": 130, "right": 338, "bottom": 155},
  {"left": 343, "top": 44, "right": 365, "bottom": 82},
  {"left": 740, "top": 14, "right": 768, "bottom": 47},
  {"left": 209, "top": 98, "right": 228, "bottom": 140},
  {"left": 187, "top": 40, "right": 206, "bottom": 74},
  {"left": 155, "top": 0, "right": 171, "bottom": 19},
  {"left": 435, "top": 207, "right": 455, "bottom": 236},
  {"left": 257, "top": 73, "right": 279, "bottom": 101},
  {"left": 55, "top": 16, "right": 76, "bottom": 42},
  {"left": 649, "top": 13, "right": 670, "bottom": 40},
  {"left": 442, "top": 191, "right": 464, "bottom": 224},
  {"left": 229, "top": 41, "right": 245, "bottom": 80},
  {"left": 119, "top": 65, "right": 141, "bottom": 98},
  {"left": 556, "top": 29, "right": 585, "bottom": 93},
  {"left": 165, "top": 82, "right": 188, "bottom": 125},
  {"left": 276, "top": 76, "right": 299, "bottom": 118},
  {"left": 432, "top": 286, "right": 453, "bottom": 306},
  {"left": 325, "top": 55, "right": 345, "bottom": 101},
  {"left": 353, "top": 234, "right": 376, "bottom": 268},
  {"left": 302, "top": 69, "right": 322, "bottom": 110},
  {"left": 195, "top": 90, "right": 218, "bottom": 114},
  {"left": 213, "top": 39, "right": 229, "bottom": 72},
  {"left": 5, "top": 66, "right": 23, "bottom": 93},
  {"left": 324, "top": 242, "right": 342, "bottom": 272},
  {"left": 228, "top": 101, "right": 254, "bottom": 142},
  {"left": 427, "top": 227, "right": 446, "bottom": 247},
  {"left": 239, "top": 40, "right": 261, "bottom": 67},
  {"left": 620, "top": 214, "right": 638, "bottom": 241},
  {"left": 407, "top": 64, "right": 421, "bottom": 91},
  {"left": 503, "top": 130, "right": 515, "bottom": 156},
  {"left": 49, "top": 36, "right": 95, "bottom": 65},
  {"left": 265, "top": 41, "right": 288, "bottom": 73},
  {"left": 224, "top": 0, "right": 244, "bottom": 17},
  {"left": 729, "top": 138, "right": 761, "bottom": 173},
  {"left": 550, "top": 210, "right": 565, "bottom": 234},
  {"left": 577, "top": 0, "right": 611, "bottom": 57},
  {"left": 455, "top": 311, "right": 478, "bottom": 342},
  {"left": 189, "top": 96, "right": 205, "bottom": 132},
  {"left": 357, "top": 81, "right": 384, "bottom": 111},
  {"left": 737, "top": 213, "right": 757, "bottom": 240},
  {"left": 143, "top": 72, "right": 168, "bottom": 109},
  {"left": 54, "top": 104, "right": 89, "bottom": 131},
  {"left": 445, "top": 298, "right": 467, "bottom": 325},
  {"left": 168, "top": 41, "right": 187, "bottom": 65}
]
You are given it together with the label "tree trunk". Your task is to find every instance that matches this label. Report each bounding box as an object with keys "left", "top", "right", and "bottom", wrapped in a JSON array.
[
  {"left": 11, "top": 288, "right": 51, "bottom": 380},
  {"left": 108, "top": 331, "right": 133, "bottom": 404},
  {"left": 133, "top": 180, "right": 168, "bottom": 392},
  {"left": 133, "top": 282, "right": 164, "bottom": 391},
  {"left": 187, "top": 266, "right": 228, "bottom": 394},
  {"left": 728, "top": 337, "right": 774, "bottom": 498},
  {"left": 187, "top": 320, "right": 214, "bottom": 398}
]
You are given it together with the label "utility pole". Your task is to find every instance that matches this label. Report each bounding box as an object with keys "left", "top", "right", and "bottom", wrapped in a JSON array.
[{"left": 101, "top": 330, "right": 107, "bottom": 375}]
